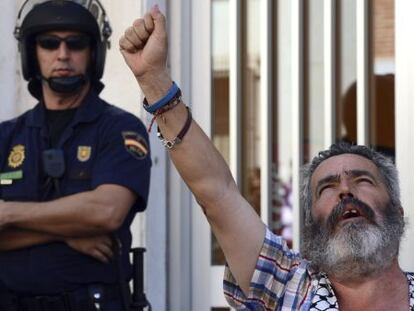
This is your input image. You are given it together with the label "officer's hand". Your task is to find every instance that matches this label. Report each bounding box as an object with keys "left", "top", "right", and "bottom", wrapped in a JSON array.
[
  {"left": 65, "top": 235, "right": 113, "bottom": 263},
  {"left": 0, "top": 202, "right": 9, "bottom": 230},
  {"left": 119, "top": 5, "right": 168, "bottom": 81}
]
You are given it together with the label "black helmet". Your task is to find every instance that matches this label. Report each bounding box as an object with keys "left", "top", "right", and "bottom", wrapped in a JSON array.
[{"left": 14, "top": 0, "right": 112, "bottom": 84}]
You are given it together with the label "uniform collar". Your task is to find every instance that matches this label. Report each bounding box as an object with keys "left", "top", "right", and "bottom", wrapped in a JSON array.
[{"left": 26, "top": 91, "right": 105, "bottom": 128}]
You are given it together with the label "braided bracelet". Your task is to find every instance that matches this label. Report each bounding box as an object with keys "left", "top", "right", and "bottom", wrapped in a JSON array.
[
  {"left": 147, "top": 96, "right": 182, "bottom": 132},
  {"left": 157, "top": 106, "right": 192, "bottom": 149}
]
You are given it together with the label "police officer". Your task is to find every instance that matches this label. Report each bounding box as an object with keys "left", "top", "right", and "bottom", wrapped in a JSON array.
[{"left": 0, "top": 1, "right": 151, "bottom": 310}]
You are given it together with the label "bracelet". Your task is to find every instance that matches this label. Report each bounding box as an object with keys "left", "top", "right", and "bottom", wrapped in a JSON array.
[
  {"left": 157, "top": 106, "right": 192, "bottom": 149},
  {"left": 147, "top": 96, "right": 182, "bottom": 132},
  {"left": 143, "top": 82, "right": 181, "bottom": 114}
]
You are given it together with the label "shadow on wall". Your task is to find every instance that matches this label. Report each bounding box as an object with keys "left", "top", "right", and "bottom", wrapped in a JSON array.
[{"left": 338, "top": 74, "right": 395, "bottom": 160}]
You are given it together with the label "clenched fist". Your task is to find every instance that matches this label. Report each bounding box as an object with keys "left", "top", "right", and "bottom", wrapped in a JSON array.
[{"left": 120, "top": 5, "right": 172, "bottom": 103}]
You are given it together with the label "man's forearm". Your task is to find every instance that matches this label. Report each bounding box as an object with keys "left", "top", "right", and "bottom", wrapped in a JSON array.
[
  {"left": 0, "top": 228, "right": 60, "bottom": 251},
  {"left": 0, "top": 184, "right": 136, "bottom": 237}
]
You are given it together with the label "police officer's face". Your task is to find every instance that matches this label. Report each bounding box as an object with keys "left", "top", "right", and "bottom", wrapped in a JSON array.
[{"left": 36, "top": 30, "right": 91, "bottom": 80}]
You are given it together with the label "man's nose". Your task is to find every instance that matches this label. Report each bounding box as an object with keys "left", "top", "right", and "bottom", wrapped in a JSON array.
[
  {"left": 338, "top": 180, "right": 354, "bottom": 200},
  {"left": 57, "top": 42, "right": 70, "bottom": 59}
]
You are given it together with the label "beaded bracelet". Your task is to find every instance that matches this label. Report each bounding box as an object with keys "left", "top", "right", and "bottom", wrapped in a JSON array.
[
  {"left": 147, "top": 95, "right": 182, "bottom": 132},
  {"left": 157, "top": 106, "right": 192, "bottom": 149},
  {"left": 143, "top": 82, "right": 181, "bottom": 114}
]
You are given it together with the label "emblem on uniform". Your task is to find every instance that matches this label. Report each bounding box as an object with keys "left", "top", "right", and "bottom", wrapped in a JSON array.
[
  {"left": 8, "top": 145, "right": 25, "bottom": 169},
  {"left": 77, "top": 146, "right": 92, "bottom": 162},
  {"left": 122, "top": 131, "right": 149, "bottom": 160}
]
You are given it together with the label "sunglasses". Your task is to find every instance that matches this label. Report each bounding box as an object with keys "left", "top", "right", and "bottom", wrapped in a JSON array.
[{"left": 36, "top": 35, "right": 91, "bottom": 51}]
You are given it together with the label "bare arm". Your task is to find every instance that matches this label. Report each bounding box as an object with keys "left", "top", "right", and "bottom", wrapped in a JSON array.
[
  {"left": 0, "top": 228, "right": 59, "bottom": 251},
  {"left": 0, "top": 184, "right": 136, "bottom": 237},
  {"left": 0, "top": 228, "right": 113, "bottom": 263},
  {"left": 120, "top": 6, "right": 265, "bottom": 293}
]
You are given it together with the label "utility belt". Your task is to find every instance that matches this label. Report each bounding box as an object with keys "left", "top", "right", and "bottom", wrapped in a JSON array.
[
  {"left": 0, "top": 283, "right": 125, "bottom": 311},
  {"left": 0, "top": 245, "right": 150, "bottom": 311}
]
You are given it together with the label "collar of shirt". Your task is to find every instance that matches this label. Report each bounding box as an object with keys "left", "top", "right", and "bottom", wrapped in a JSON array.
[{"left": 25, "top": 91, "right": 105, "bottom": 129}]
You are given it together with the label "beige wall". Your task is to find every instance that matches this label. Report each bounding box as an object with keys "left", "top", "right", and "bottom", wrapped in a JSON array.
[{"left": 374, "top": 0, "right": 394, "bottom": 59}]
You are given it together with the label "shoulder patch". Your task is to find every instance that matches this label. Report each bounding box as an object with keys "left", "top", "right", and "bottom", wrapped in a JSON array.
[{"left": 122, "top": 131, "right": 149, "bottom": 160}]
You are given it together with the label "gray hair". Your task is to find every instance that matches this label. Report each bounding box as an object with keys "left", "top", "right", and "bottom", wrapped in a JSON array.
[{"left": 301, "top": 142, "right": 401, "bottom": 225}]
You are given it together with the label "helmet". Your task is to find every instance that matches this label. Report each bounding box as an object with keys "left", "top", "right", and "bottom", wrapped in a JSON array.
[{"left": 14, "top": 0, "right": 112, "bottom": 84}]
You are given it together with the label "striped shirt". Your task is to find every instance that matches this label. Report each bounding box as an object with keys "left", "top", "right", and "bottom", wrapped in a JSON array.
[{"left": 223, "top": 227, "right": 414, "bottom": 310}]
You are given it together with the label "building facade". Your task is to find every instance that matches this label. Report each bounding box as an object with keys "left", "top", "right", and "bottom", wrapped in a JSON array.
[{"left": 2, "top": 0, "right": 414, "bottom": 310}]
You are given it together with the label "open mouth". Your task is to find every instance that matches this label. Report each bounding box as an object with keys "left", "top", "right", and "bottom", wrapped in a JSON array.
[
  {"left": 339, "top": 205, "right": 365, "bottom": 222},
  {"left": 327, "top": 197, "right": 377, "bottom": 231}
]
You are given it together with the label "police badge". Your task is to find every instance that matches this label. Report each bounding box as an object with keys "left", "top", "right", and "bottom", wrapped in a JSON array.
[
  {"left": 77, "top": 146, "right": 92, "bottom": 162},
  {"left": 8, "top": 145, "right": 25, "bottom": 169}
]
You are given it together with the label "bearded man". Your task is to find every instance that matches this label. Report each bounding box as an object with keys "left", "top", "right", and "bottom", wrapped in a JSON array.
[{"left": 119, "top": 6, "right": 414, "bottom": 311}]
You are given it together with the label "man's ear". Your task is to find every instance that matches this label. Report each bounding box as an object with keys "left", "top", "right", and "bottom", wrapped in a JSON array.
[{"left": 399, "top": 206, "right": 404, "bottom": 217}]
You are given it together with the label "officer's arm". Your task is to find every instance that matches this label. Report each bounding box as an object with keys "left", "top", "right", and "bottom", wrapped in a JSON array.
[
  {"left": 0, "top": 228, "right": 113, "bottom": 263},
  {"left": 0, "top": 184, "right": 136, "bottom": 237},
  {"left": 0, "top": 228, "right": 59, "bottom": 251},
  {"left": 119, "top": 7, "right": 265, "bottom": 294}
]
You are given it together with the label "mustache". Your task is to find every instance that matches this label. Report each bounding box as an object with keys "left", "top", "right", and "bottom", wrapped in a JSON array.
[{"left": 326, "top": 197, "right": 376, "bottom": 232}]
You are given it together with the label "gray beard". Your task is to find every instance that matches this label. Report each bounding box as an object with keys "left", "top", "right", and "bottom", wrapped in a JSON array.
[{"left": 301, "top": 202, "right": 405, "bottom": 281}]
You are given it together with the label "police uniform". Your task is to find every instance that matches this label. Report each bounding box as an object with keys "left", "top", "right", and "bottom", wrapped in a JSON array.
[{"left": 0, "top": 91, "right": 151, "bottom": 309}]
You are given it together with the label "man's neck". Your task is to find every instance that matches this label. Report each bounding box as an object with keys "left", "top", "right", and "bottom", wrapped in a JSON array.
[
  {"left": 329, "top": 260, "right": 409, "bottom": 311},
  {"left": 42, "top": 83, "right": 90, "bottom": 110}
]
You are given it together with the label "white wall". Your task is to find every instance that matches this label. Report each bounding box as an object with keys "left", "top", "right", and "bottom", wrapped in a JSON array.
[
  {"left": 166, "top": 0, "right": 194, "bottom": 309},
  {"left": 0, "top": 0, "right": 18, "bottom": 122},
  {"left": 0, "top": 0, "right": 36, "bottom": 122},
  {"left": 396, "top": 0, "right": 414, "bottom": 272}
]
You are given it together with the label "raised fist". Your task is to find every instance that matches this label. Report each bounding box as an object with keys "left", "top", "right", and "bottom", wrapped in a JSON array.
[{"left": 119, "top": 5, "right": 168, "bottom": 80}]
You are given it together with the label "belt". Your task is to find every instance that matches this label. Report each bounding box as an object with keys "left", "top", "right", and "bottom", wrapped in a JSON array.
[
  {"left": 15, "top": 283, "right": 124, "bottom": 311},
  {"left": 0, "top": 290, "right": 19, "bottom": 311}
]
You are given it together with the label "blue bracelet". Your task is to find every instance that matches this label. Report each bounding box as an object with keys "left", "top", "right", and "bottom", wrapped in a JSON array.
[{"left": 143, "top": 82, "right": 180, "bottom": 114}]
